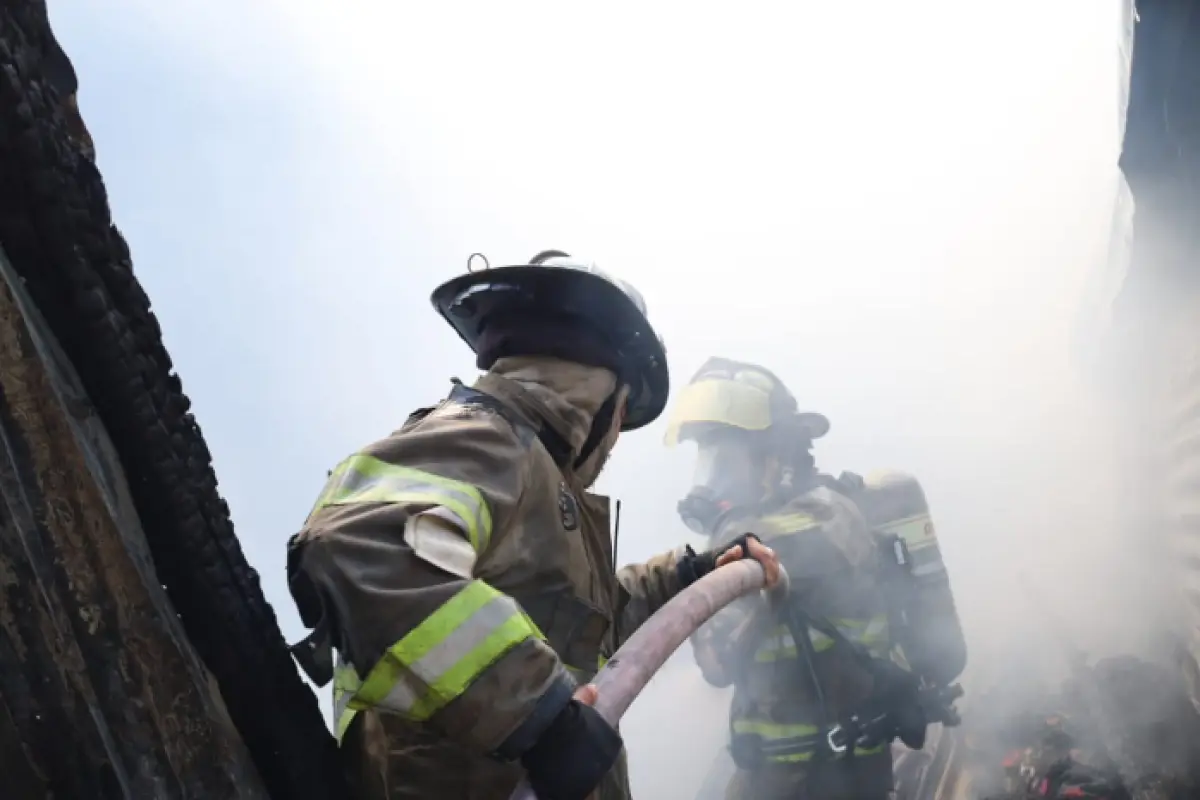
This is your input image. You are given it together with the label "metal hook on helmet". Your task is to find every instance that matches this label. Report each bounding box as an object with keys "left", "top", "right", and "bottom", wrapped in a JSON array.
[{"left": 467, "top": 253, "right": 490, "bottom": 273}]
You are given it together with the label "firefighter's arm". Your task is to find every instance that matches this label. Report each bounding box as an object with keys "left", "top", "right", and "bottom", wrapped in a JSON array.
[
  {"left": 295, "top": 416, "right": 619, "bottom": 797},
  {"left": 612, "top": 546, "right": 688, "bottom": 641},
  {"left": 689, "top": 595, "right": 767, "bottom": 687},
  {"left": 614, "top": 535, "right": 780, "bottom": 644}
]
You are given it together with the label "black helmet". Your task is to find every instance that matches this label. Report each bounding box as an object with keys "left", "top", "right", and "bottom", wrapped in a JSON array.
[{"left": 431, "top": 250, "right": 669, "bottom": 431}]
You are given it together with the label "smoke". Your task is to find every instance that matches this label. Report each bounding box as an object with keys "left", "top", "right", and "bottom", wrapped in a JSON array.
[
  {"left": 588, "top": 2, "right": 1159, "bottom": 794},
  {"left": 53, "top": 0, "right": 1173, "bottom": 794}
]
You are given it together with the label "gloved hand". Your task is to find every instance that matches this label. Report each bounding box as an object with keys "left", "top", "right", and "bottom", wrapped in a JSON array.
[
  {"left": 520, "top": 687, "right": 623, "bottom": 800},
  {"left": 866, "top": 659, "right": 928, "bottom": 750},
  {"left": 677, "top": 533, "right": 781, "bottom": 588}
]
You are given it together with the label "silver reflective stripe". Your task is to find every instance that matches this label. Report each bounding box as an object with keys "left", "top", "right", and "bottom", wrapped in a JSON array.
[
  {"left": 373, "top": 594, "right": 527, "bottom": 716},
  {"left": 375, "top": 671, "right": 424, "bottom": 716},
  {"left": 315, "top": 454, "right": 493, "bottom": 551}
]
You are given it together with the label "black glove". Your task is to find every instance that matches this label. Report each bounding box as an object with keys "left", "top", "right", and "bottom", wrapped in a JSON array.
[
  {"left": 677, "top": 533, "right": 762, "bottom": 588},
  {"left": 866, "top": 660, "right": 928, "bottom": 750},
  {"left": 520, "top": 699, "right": 623, "bottom": 800}
]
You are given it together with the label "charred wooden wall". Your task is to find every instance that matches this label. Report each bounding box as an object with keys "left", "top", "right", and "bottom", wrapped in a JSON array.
[
  {"left": 0, "top": 244, "right": 268, "bottom": 798},
  {"left": 0, "top": 2, "right": 344, "bottom": 797}
]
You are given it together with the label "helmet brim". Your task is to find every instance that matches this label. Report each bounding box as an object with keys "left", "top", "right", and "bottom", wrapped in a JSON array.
[{"left": 431, "top": 265, "right": 669, "bottom": 431}]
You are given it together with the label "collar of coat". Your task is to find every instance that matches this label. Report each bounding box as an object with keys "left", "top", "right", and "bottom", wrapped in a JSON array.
[{"left": 472, "top": 370, "right": 591, "bottom": 470}]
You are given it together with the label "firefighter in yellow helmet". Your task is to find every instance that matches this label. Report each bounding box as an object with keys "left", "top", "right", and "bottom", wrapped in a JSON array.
[
  {"left": 666, "top": 357, "right": 929, "bottom": 800},
  {"left": 285, "top": 254, "right": 780, "bottom": 800}
]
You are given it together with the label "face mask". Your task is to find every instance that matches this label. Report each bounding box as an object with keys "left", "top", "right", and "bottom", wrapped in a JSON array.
[{"left": 677, "top": 430, "right": 764, "bottom": 535}]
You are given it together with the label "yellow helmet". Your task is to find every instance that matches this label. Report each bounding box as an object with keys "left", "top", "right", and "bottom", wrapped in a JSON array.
[{"left": 663, "top": 357, "right": 829, "bottom": 447}]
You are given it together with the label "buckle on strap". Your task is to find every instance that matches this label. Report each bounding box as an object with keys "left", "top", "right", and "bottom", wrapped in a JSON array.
[{"left": 826, "top": 724, "right": 851, "bottom": 756}]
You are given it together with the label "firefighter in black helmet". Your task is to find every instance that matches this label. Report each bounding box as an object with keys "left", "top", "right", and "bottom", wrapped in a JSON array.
[{"left": 287, "top": 257, "right": 779, "bottom": 800}]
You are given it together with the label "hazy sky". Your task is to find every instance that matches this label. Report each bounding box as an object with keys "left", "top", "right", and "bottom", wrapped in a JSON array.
[{"left": 53, "top": 1, "right": 1127, "bottom": 794}]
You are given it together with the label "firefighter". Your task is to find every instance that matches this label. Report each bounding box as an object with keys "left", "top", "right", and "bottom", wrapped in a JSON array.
[
  {"left": 666, "top": 357, "right": 928, "bottom": 800},
  {"left": 285, "top": 252, "right": 781, "bottom": 800}
]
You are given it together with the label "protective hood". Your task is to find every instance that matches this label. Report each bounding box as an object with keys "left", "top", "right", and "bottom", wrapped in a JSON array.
[{"left": 486, "top": 356, "right": 624, "bottom": 486}]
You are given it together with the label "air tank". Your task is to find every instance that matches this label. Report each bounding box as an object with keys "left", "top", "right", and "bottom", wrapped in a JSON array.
[{"left": 853, "top": 470, "right": 968, "bottom": 686}]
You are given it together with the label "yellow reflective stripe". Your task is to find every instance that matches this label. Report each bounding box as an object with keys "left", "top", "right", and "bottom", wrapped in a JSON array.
[
  {"left": 755, "top": 628, "right": 834, "bottom": 662},
  {"left": 311, "top": 454, "right": 493, "bottom": 552},
  {"left": 753, "top": 615, "right": 890, "bottom": 662},
  {"left": 758, "top": 512, "right": 820, "bottom": 538},
  {"left": 839, "top": 614, "right": 890, "bottom": 655},
  {"left": 768, "top": 751, "right": 815, "bottom": 763},
  {"left": 733, "top": 720, "right": 819, "bottom": 737},
  {"left": 335, "top": 706, "right": 356, "bottom": 742},
  {"left": 351, "top": 581, "right": 542, "bottom": 721},
  {"left": 332, "top": 659, "right": 361, "bottom": 744},
  {"left": 733, "top": 719, "right": 886, "bottom": 761},
  {"left": 767, "top": 745, "right": 881, "bottom": 762},
  {"left": 733, "top": 719, "right": 819, "bottom": 762}
]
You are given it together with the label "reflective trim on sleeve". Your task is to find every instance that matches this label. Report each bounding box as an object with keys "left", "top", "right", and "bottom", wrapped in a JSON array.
[
  {"left": 310, "top": 454, "right": 494, "bottom": 552},
  {"left": 349, "top": 581, "right": 543, "bottom": 722}
]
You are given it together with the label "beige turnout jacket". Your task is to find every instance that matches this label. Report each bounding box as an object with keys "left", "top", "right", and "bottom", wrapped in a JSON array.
[
  {"left": 290, "top": 357, "right": 687, "bottom": 800},
  {"left": 691, "top": 486, "right": 895, "bottom": 800}
]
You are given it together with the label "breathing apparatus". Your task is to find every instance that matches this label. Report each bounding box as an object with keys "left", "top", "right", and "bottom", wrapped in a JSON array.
[{"left": 663, "top": 357, "right": 830, "bottom": 539}]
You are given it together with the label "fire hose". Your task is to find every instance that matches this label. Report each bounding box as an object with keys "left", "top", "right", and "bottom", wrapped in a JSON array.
[{"left": 507, "top": 558, "right": 790, "bottom": 800}]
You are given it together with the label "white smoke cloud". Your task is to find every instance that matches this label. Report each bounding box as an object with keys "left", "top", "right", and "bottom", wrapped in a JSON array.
[{"left": 51, "top": 0, "right": 1137, "bottom": 794}]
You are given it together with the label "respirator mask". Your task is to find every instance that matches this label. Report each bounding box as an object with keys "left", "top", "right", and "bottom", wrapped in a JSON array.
[{"left": 676, "top": 429, "right": 765, "bottom": 537}]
